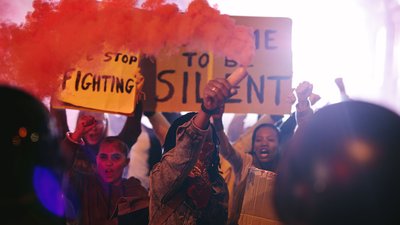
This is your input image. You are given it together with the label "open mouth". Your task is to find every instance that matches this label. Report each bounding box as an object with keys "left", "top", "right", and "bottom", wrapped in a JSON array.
[{"left": 259, "top": 148, "right": 270, "bottom": 158}]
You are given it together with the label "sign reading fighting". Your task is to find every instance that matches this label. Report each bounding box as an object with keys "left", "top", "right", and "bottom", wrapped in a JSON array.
[
  {"left": 56, "top": 51, "right": 144, "bottom": 115},
  {"left": 61, "top": 52, "right": 138, "bottom": 93}
]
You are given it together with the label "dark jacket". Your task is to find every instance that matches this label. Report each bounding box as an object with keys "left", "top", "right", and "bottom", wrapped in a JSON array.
[{"left": 62, "top": 140, "right": 149, "bottom": 225}]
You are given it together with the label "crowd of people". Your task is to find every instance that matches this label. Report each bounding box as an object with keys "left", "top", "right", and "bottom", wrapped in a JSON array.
[{"left": 3, "top": 72, "right": 400, "bottom": 225}]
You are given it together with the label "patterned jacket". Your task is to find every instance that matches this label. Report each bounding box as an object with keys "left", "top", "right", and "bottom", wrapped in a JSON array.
[{"left": 149, "top": 118, "right": 228, "bottom": 225}]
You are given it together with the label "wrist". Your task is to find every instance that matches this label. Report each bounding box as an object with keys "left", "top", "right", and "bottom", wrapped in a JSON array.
[
  {"left": 201, "top": 101, "right": 219, "bottom": 115},
  {"left": 297, "top": 98, "right": 309, "bottom": 103},
  {"left": 296, "top": 100, "right": 311, "bottom": 112},
  {"left": 213, "top": 120, "right": 223, "bottom": 131},
  {"left": 297, "top": 99, "right": 309, "bottom": 106},
  {"left": 193, "top": 112, "right": 210, "bottom": 130},
  {"left": 66, "top": 132, "right": 84, "bottom": 145},
  {"left": 144, "top": 111, "right": 155, "bottom": 117}
]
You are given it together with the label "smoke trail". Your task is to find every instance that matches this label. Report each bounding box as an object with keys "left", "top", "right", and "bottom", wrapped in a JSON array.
[{"left": 0, "top": 0, "right": 254, "bottom": 98}]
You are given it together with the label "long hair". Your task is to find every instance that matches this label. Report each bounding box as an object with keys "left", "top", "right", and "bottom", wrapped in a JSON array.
[
  {"left": 163, "top": 112, "right": 221, "bottom": 182},
  {"left": 251, "top": 123, "right": 281, "bottom": 151}
]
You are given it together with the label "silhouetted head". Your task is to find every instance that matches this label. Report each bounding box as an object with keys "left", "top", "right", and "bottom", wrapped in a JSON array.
[
  {"left": 274, "top": 101, "right": 400, "bottom": 225},
  {"left": 1, "top": 85, "right": 64, "bottom": 224}
]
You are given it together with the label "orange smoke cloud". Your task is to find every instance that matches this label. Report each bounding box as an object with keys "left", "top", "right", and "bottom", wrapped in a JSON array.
[{"left": 0, "top": 0, "right": 255, "bottom": 98}]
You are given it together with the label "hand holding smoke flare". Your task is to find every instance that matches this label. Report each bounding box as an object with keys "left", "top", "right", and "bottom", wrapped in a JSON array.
[
  {"left": 204, "top": 66, "right": 248, "bottom": 111},
  {"left": 227, "top": 66, "right": 248, "bottom": 86}
]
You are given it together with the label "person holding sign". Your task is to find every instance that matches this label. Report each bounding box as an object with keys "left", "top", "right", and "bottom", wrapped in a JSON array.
[
  {"left": 214, "top": 81, "right": 314, "bottom": 225},
  {"left": 214, "top": 112, "right": 281, "bottom": 225},
  {"left": 56, "top": 101, "right": 143, "bottom": 174},
  {"left": 149, "top": 78, "right": 233, "bottom": 225}
]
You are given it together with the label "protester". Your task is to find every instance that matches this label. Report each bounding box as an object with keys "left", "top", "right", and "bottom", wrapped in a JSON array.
[
  {"left": 217, "top": 81, "right": 314, "bottom": 224},
  {"left": 64, "top": 136, "right": 149, "bottom": 225},
  {"left": 54, "top": 101, "right": 142, "bottom": 174},
  {"left": 215, "top": 113, "right": 280, "bottom": 225},
  {"left": 52, "top": 55, "right": 153, "bottom": 174},
  {"left": 226, "top": 81, "right": 314, "bottom": 153},
  {"left": 149, "top": 78, "right": 232, "bottom": 225},
  {"left": 274, "top": 101, "right": 400, "bottom": 225},
  {"left": 1, "top": 85, "right": 65, "bottom": 225}
]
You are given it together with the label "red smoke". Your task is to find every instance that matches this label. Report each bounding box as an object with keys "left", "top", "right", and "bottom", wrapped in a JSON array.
[{"left": 0, "top": 0, "right": 255, "bottom": 98}]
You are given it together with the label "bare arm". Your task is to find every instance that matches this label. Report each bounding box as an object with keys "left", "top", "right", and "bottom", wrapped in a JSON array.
[
  {"left": 214, "top": 119, "right": 245, "bottom": 175},
  {"left": 118, "top": 101, "right": 143, "bottom": 148},
  {"left": 212, "top": 107, "right": 249, "bottom": 177},
  {"left": 226, "top": 114, "right": 246, "bottom": 142},
  {"left": 295, "top": 81, "right": 314, "bottom": 128},
  {"left": 61, "top": 115, "right": 96, "bottom": 172},
  {"left": 49, "top": 98, "right": 69, "bottom": 140},
  {"left": 146, "top": 112, "right": 170, "bottom": 146}
]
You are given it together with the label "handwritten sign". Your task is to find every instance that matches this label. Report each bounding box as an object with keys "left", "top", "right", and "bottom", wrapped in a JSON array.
[
  {"left": 56, "top": 51, "right": 144, "bottom": 115},
  {"left": 148, "top": 16, "right": 293, "bottom": 114}
]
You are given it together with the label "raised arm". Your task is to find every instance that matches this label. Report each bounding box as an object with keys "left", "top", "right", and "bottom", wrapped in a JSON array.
[
  {"left": 295, "top": 81, "right": 314, "bottom": 128},
  {"left": 335, "top": 77, "right": 350, "bottom": 101},
  {"left": 49, "top": 97, "right": 69, "bottom": 141},
  {"left": 226, "top": 114, "right": 246, "bottom": 142},
  {"left": 118, "top": 101, "right": 143, "bottom": 148},
  {"left": 150, "top": 78, "right": 232, "bottom": 203},
  {"left": 212, "top": 105, "right": 247, "bottom": 174},
  {"left": 144, "top": 112, "right": 171, "bottom": 146},
  {"left": 61, "top": 114, "right": 96, "bottom": 170}
]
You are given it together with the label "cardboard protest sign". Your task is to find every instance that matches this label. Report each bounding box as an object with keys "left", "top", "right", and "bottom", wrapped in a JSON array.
[
  {"left": 214, "top": 16, "right": 293, "bottom": 114},
  {"left": 239, "top": 167, "right": 282, "bottom": 225},
  {"left": 55, "top": 51, "right": 144, "bottom": 115},
  {"left": 147, "top": 16, "right": 292, "bottom": 114},
  {"left": 153, "top": 50, "right": 213, "bottom": 112}
]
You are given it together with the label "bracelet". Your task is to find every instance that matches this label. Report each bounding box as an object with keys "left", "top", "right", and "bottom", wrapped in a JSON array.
[
  {"left": 66, "top": 132, "right": 85, "bottom": 146},
  {"left": 201, "top": 102, "right": 219, "bottom": 115}
]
